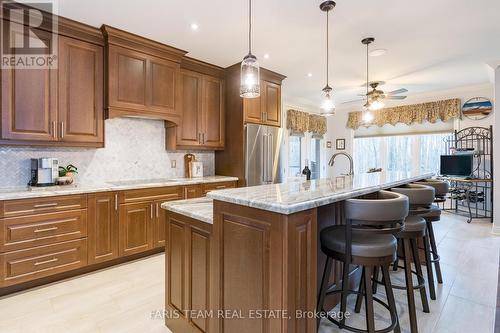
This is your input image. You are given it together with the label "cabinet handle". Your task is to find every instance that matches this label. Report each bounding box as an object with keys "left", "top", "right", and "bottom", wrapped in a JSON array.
[
  {"left": 198, "top": 132, "right": 201, "bottom": 144},
  {"left": 202, "top": 133, "right": 205, "bottom": 144},
  {"left": 52, "top": 121, "right": 57, "bottom": 138},
  {"left": 34, "top": 203, "right": 58, "bottom": 208},
  {"left": 156, "top": 203, "right": 159, "bottom": 218},
  {"left": 34, "top": 226, "right": 58, "bottom": 233},
  {"left": 150, "top": 204, "right": 154, "bottom": 220},
  {"left": 34, "top": 258, "right": 58, "bottom": 266},
  {"left": 60, "top": 122, "right": 65, "bottom": 139},
  {"left": 114, "top": 194, "right": 118, "bottom": 211}
]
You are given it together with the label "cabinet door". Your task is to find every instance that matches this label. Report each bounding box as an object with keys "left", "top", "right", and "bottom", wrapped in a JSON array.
[
  {"left": 243, "top": 94, "right": 262, "bottom": 124},
  {"left": 262, "top": 81, "right": 281, "bottom": 127},
  {"left": 108, "top": 46, "right": 148, "bottom": 111},
  {"left": 148, "top": 57, "right": 180, "bottom": 116},
  {"left": 119, "top": 202, "right": 153, "bottom": 256},
  {"left": 153, "top": 200, "right": 166, "bottom": 248},
  {"left": 88, "top": 193, "right": 119, "bottom": 264},
  {"left": 58, "top": 36, "right": 104, "bottom": 144},
  {"left": 1, "top": 29, "right": 57, "bottom": 141},
  {"left": 202, "top": 76, "right": 224, "bottom": 148},
  {"left": 177, "top": 70, "right": 202, "bottom": 146}
]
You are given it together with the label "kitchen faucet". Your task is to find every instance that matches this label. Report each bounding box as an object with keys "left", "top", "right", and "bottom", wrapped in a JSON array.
[{"left": 328, "top": 152, "right": 354, "bottom": 176}]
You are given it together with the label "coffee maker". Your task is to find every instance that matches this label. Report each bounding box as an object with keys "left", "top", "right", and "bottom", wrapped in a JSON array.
[{"left": 30, "top": 158, "right": 59, "bottom": 186}]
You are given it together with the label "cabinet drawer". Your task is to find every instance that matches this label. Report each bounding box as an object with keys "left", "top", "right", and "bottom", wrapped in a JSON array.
[
  {"left": 201, "top": 181, "right": 236, "bottom": 195},
  {"left": 0, "top": 195, "right": 87, "bottom": 218},
  {"left": 0, "top": 210, "right": 87, "bottom": 252},
  {"left": 183, "top": 185, "right": 202, "bottom": 199},
  {"left": 0, "top": 239, "right": 87, "bottom": 287},
  {"left": 120, "top": 186, "right": 183, "bottom": 203}
]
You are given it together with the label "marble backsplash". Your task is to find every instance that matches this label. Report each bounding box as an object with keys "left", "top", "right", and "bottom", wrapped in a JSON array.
[{"left": 0, "top": 118, "right": 215, "bottom": 188}]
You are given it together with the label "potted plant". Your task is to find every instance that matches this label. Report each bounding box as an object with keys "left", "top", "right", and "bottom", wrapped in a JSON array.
[{"left": 58, "top": 164, "right": 78, "bottom": 185}]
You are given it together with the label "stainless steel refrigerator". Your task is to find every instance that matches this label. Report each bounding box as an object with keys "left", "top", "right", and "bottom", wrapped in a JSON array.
[{"left": 245, "top": 123, "right": 283, "bottom": 186}]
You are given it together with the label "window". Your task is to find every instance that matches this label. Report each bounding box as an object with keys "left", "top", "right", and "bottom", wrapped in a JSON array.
[
  {"left": 288, "top": 135, "right": 302, "bottom": 177},
  {"left": 353, "top": 137, "right": 382, "bottom": 174},
  {"left": 310, "top": 138, "right": 321, "bottom": 179},
  {"left": 353, "top": 133, "right": 450, "bottom": 174}
]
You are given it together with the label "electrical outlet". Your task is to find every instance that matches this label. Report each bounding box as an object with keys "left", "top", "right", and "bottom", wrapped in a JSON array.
[{"left": 171, "top": 160, "right": 176, "bottom": 168}]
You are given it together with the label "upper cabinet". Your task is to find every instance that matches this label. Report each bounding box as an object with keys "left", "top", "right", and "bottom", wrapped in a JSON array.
[
  {"left": 0, "top": 13, "right": 105, "bottom": 147},
  {"left": 101, "top": 25, "right": 187, "bottom": 123},
  {"left": 243, "top": 79, "right": 282, "bottom": 127},
  {"left": 166, "top": 57, "right": 225, "bottom": 150}
]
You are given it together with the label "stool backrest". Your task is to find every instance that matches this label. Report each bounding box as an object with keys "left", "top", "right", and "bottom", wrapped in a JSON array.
[
  {"left": 391, "top": 184, "right": 435, "bottom": 208},
  {"left": 345, "top": 190, "right": 408, "bottom": 234},
  {"left": 415, "top": 179, "right": 449, "bottom": 197}
]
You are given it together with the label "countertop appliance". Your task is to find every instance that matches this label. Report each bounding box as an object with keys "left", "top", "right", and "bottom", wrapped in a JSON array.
[
  {"left": 245, "top": 123, "right": 283, "bottom": 186},
  {"left": 30, "top": 158, "right": 59, "bottom": 186}
]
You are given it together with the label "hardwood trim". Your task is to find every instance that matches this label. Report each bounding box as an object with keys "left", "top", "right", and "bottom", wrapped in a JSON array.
[
  {"left": 101, "top": 25, "right": 187, "bottom": 62},
  {"left": 106, "top": 107, "right": 181, "bottom": 124},
  {"left": 0, "top": 139, "right": 104, "bottom": 148},
  {"left": 0, "top": 248, "right": 163, "bottom": 296},
  {"left": 181, "top": 56, "right": 225, "bottom": 79}
]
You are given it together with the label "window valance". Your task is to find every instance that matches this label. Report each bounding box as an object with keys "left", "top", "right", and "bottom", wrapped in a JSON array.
[
  {"left": 346, "top": 98, "right": 461, "bottom": 130},
  {"left": 286, "top": 109, "right": 327, "bottom": 135}
]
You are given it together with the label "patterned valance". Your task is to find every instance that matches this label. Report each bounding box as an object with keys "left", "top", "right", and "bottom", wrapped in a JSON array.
[
  {"left": 308, "top": 114, "right": 327, "bottom": 135},
  {"left": 346, "top": 98, "right": 461, "bottom": 129},
  {"left": 286, "top": 109, "right": 327, "bottom": 135}
]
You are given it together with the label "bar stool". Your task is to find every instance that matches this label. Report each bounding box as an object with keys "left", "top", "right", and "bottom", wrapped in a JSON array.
[
  {"left": 389, "top": 184, "right": 435, "bottom": 333},
  {"left": 317, "top": 190, "right": 409, "bottom": 333},
  {"left": 414, "top": 179, "right": 448, "bottom": 285}
]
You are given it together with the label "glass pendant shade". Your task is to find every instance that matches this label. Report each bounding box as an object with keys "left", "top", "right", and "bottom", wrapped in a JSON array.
[
  {"left": 369, "top": 99, "right": 385, "bottom": 110},
  {"left": 240, "top": 54, "right": 260, "bottom": 98},
  {"left": 321, "top": 86, "right": 335, "bottom": 115},
  {"left": 362, "top": 110, "right": 374, "bottom": 123}
]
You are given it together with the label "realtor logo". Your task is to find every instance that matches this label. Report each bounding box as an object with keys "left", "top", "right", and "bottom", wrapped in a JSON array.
[{"left": 1, "top": 0, "right": 58, "bottom": 69}]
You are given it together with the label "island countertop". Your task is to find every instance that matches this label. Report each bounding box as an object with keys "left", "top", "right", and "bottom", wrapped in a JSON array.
[{"left": 207, "top": 171, "right": 433, "bottom": 214}]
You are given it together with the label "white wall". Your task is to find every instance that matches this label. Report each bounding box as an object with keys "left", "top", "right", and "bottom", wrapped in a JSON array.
[
  {"left": 0, "top": 118, "right": 214, "bottom": 188},
  {"left": 326, "top": 83, "right": 495, "bottom": 178}
]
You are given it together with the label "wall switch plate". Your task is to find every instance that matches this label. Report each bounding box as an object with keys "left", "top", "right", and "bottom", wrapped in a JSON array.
[{"left": 171, "top": 160, "right": 176, "bottom": 168}]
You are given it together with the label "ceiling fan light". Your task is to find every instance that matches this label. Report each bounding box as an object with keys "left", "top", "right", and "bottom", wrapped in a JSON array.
[
  {"left": 240, "top": 54, "right": 260, "bottom": 98},
  {"left": 369, "top": 100, "right": 385, "bottom": 110}
]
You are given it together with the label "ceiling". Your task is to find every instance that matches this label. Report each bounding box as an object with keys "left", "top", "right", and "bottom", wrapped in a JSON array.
[{"left": 58, "top": 0, "right": 500, "bottom": 111}]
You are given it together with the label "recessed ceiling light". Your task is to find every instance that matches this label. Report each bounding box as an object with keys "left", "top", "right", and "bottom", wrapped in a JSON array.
[
  {"left": 307, "top": 72, "right": 313, "bottom": 78},
  {"left": 369, "top": 48, "right": 387, "bottom": 57},
  {"left": 190, "top": 23, "right": 199, "bottom": 31},
  {"left": 263, "top": 53, "right": 270, "bottom": 59}
]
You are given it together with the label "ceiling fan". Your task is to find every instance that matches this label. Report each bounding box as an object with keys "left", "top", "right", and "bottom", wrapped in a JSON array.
[{"left": 341, "top": 38, "right": 408, "bottom": 109}]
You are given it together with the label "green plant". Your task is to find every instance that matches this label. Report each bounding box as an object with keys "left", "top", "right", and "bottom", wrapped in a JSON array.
[{"left": 59, "top": 164, "right": 78, "bottom": 177}]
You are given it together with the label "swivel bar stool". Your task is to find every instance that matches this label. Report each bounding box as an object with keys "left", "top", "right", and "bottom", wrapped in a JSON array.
[
  {"left": 317, "top": 190, "right": 409, "bottom": 333},
  {"left": 414, "top": 179, "right": 448, "bottom": 285},
  {"left": 389, "top": 184, "right": 435, "bottom": 333}
]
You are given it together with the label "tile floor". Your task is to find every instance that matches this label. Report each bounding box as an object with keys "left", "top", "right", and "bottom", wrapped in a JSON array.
[{"left": 0, "top": 212, "right": 498, "bottom": 333}]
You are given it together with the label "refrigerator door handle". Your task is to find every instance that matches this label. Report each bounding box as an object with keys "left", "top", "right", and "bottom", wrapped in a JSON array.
[
  {"left": 261, "top": 134, "right": 267, "bottom": 183},
  {"left": 267, "top": 133, "right": 273, "bottom": 183}
]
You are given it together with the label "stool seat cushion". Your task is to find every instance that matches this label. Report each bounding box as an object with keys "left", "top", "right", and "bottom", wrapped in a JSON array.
[
  {"left": 402, "top": 215, "right": 426, "bottom": 232},
  {"left": 392, "top": 184, "right": 435, "bottom": 206},
  {"left": 419, "top": 204, "right": 441, "bottom": 220},
  {"left": 415, "top": 179, "right": 449, "bottom": 197},
  {"left": 321, "top": 226, "right": 397, "bottom": 258}
]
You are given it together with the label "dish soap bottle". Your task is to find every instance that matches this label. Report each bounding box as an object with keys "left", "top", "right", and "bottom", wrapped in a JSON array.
[{"left": 302, "top": 160, "right": 311, "bottom": 181}]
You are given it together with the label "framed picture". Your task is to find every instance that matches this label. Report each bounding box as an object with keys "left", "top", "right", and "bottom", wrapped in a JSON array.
[
  {"left": 462, "top": 97, "right": 493, "bottom": 120},
  {"left": 336, "top": 139, "right": 345, "bottom": 150},
  {"left": 326, "top": 141, "right": 332, "bottom": 148}
]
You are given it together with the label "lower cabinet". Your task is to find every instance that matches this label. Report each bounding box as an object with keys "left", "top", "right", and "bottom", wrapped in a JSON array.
[
  {"left": 166, "top": 211, "right": 212, "bottom": 333},
  {"left": 88, "top": 192, "right": 119, "bottom": 264},
  {"left": 119, "top": 202, "right": 154, "bottom": 256},
  {"left": 153, "top": 199, "right": 167, "bottom": 248}
]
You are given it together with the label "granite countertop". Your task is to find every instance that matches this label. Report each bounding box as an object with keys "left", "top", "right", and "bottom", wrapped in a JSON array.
[
  {"left": 207, "top": 171, "right": 434, "bottom": 215},
  {"left": 161, "top": 198, "right": 213, "bottom": 224},
  {"left": 0, "top": 176, "right": 238, "bottom": 201}
]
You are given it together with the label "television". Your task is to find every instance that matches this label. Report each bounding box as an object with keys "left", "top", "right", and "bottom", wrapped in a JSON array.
[{"left": 440, "top": 155, "right": 473, "bottom": 177}]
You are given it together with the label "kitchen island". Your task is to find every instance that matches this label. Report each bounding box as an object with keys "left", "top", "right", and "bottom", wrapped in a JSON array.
[{"left": 162, "top": 171, "right": 433, "bottom": 333}]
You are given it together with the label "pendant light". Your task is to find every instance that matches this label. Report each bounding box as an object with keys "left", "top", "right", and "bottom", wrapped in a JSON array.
[
  {"left": 319, "top": 1, "right": 336, "bottom": 115},
  {"left": 240, "top": 0, "right": 260, "bottom": 98},
  {"left": 361, "top": 37, "right": 380, "bottom": 123}
]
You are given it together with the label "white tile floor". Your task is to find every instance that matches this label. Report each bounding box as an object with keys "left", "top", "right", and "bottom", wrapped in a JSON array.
[{"left": 0, "top": 212, "right": 497, "bottom": 333}]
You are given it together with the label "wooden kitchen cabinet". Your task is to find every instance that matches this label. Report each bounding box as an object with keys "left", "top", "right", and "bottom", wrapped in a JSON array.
[
  {"left": 119, "top": 202, "right": 153, "bottom": 256},
  {"left": 88, "top": 192, "right": 119, "bottom": 264},
  {"left": 102, "top": 25, "right": 186, "bottom": 122},
  {"left": 0, "top": 16, "right": 105, "bottom": 147},
  {"left": 153, "top": 199, "right": 166, "bottom": 248},
  {"left": 243, "top": 79, "right": 282, "bottom": 127},
  {"left": 167, "top": 57, "right": 225, "bottom": 150},
  {"left": 58, "top": 36, "right": 104, "bottom": 144}
]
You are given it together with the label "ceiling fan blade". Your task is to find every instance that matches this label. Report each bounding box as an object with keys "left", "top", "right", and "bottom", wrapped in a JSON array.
[
  {"left": 387, "top": 88, "right": 408, "bottom": 95},
  {"left": 386, "top": 95, "right": 407, "bottom": 100},
  {"left": 341, "top": 98, "right": 364, "bottom": 104}
]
